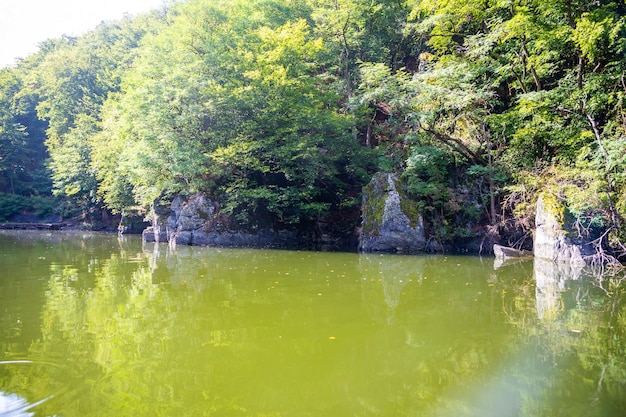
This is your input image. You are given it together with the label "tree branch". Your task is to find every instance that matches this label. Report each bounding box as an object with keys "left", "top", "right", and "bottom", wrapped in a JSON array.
[
  {"left": 521, "top": 36, "right": 541, "bottom": 91},
  {"left": 422, "top": 126, "right": 486, "bottom": 165}
]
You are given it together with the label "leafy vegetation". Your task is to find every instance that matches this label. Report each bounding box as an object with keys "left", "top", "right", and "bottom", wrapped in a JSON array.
[{"left": 0, "top": 0, "right": 625, "bottom": 254}]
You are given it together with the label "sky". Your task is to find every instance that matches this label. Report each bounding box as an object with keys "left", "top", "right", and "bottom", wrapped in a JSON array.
[{"left": 0, "top": 0, "right": 167, "bottom": 68}]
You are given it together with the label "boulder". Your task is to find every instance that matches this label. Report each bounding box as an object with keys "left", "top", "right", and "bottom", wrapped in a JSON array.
[
  {"left": 533, "top": 193, "right": 595, "bottom": 266},
  {"left": 359, "top": 173, "right": 426, "bottom": 253}
]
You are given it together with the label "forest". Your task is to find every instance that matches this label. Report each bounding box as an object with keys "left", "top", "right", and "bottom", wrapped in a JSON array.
[{"left": 0, "top": 0, "right": 625, "bottom": 254}]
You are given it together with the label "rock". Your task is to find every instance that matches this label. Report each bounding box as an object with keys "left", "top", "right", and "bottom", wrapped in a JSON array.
[
  {"left": 142, "top": 193, "right": 305, "bottom": 249},
  {"left": 359, "top": 173, "right": 426, "bottom": 253},
  {"left": 533, "top": 193, "right": 595, "bottom": 266},
  {"left": 0, "top": 222, "right": 64, "bottom": 230},
  {"left": 165, "top": 194, "right": 213, "bottom": 245},
  {"left": 142, "top": 226, "right": 156, "bottom": 242}
]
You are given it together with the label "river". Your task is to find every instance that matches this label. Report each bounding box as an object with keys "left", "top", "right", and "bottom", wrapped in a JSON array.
[{"left": 0, "top": 230, "right": 624, "bottom": 416}]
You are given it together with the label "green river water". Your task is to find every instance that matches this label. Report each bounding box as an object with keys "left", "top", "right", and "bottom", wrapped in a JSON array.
[{"left": 0, "top": 230, "right": 625, "bottom": 416}]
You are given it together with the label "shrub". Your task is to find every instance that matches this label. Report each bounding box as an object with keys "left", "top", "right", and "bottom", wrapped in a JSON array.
[{"left": 0, "top": 193, "right": 60, "bottom": 222}]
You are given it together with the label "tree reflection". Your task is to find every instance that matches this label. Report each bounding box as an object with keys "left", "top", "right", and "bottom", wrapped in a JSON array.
[
  {"left": 504, "top": 257, "right": 626, "bottom": 416},
  {"left": 1, "top": 232, "right": 626, "bottom": 416}
]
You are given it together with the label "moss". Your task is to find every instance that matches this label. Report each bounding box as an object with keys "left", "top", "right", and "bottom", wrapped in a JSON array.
[
  {"left": 396, "top": 177, "right": 422, "bottom": 229},
  {"left": 540, "top": 191, "right": 566, "bottom": 227},
  {"left": 362, "top": 176, "right": 386, "bottom": 235},
  {"left": 361, "top": 173, "right": 422, "bottom": 234}
]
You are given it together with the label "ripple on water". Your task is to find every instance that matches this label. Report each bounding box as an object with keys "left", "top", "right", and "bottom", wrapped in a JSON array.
[{"left": 0, "top": 360, "right": 62, "bottom": 416}]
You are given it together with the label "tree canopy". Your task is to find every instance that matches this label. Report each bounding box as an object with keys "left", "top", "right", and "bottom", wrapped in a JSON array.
[{"left": 1, "top": 0, "right": 625, "bottom": 251}]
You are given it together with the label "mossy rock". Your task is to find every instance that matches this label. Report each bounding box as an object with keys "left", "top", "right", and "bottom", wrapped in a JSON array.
[
  {"left": 534, "top": 192, "right": 596, "bottom": 265},
  {"left": 538, "top": 191, "right": 566, "bottom": 228},
  {"left": 361, "top": 173, "right": 388, "bottom": 235},
  {"left": 359, "top": 172, "right": 426, "bottom": 253}
]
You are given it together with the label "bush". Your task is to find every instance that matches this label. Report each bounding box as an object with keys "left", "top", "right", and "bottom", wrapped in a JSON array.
[
  {"left": 402, "top": 145, "right": 451, "bottom": 209},
  {"left": 504, "top": 166, "right": 611, "bottom": 242},
  {"left": 0, "top": 194, "right": 27, "bottom": 221},
  {"left": 0, "top": 193, "right": 60, "bottom": 222}
]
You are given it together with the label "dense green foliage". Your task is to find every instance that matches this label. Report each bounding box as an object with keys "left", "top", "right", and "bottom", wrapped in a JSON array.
[{"left": 0, "top": 0, "right": 625, "bottom": 251}]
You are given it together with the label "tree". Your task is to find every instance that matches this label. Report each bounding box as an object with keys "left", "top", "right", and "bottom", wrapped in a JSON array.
[
  {"left": 19, "top": 12, "right": 167, "bottom": 211},
  {"left": 0, "top": 68, "right": 50, "bottom": 197},
  {"left": 2, "top": 0, "right": 625, "bottom": 249},
  {"left": 0, "top": 71, "right": 30, "bottom": 195},
  {"left": 96, "top": 0, "right": 374, "bottom": 227}
]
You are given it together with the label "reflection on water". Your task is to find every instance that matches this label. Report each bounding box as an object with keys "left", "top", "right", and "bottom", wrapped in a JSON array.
[
  {"left": 534, "top": 257, "right": 584, "bottom": 320},
  {"left": 0, "top": 361, "right": 56, "bottom": 417},
  {"left": 1, "top": 231, "right": 625, "bottom": 416},
  {"left": 358, "top": 255, "right": 422, "bottom": 323}
]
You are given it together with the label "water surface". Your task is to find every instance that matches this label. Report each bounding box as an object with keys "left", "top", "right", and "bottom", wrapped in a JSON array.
[{"left": 0, "top": 230, "right": 625, "bottom": 416}]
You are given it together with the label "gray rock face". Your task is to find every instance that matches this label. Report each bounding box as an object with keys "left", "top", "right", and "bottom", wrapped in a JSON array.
[
  {"left": 166, "top": 193, "right": 217, "bottom": 245},
  {"left": 142, "top": 193, "right": 301, "bottom": 248},
  {"left": 533, "top": 193, "right": 595, "bottom": 266},
  {"left": 359, "top": 173, "right": 426, "bottom": 253}
]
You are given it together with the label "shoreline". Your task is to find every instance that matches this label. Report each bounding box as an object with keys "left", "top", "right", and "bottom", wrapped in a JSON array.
[{"left": 0, "top": 222, "right": 71, "bottom": 230}]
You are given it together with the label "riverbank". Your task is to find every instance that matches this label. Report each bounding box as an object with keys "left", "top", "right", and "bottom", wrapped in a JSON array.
[{"left": 0, "top": 222, "right": 72, "bottom": 230}]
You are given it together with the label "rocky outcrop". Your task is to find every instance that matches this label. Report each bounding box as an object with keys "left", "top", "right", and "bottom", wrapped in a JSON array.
[
  {"left": 358, "top": 173, "right": 427, "bottom": 253},
  {"left": 166, "top": 193, "right": 217, "bottom": 245},
  {"left": 142, "top": 193, "right": 303, "bottom": 248},
  {"left": 533, "top": 193, "right": 595, "bottom": 266}
]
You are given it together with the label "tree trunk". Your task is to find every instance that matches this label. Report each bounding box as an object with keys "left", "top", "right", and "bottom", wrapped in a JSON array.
[
  {"left": 484, "top": 124, "right": 497, "bottom": 224},
  {"left": 577, "top": 54, "right": 584, "bottom": 90},
  {"left": 341, "top": 17, "right": 352, "bottom": 100},
  {"left": 521, "top": 36, "right": 542, "bottom": 91}
]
